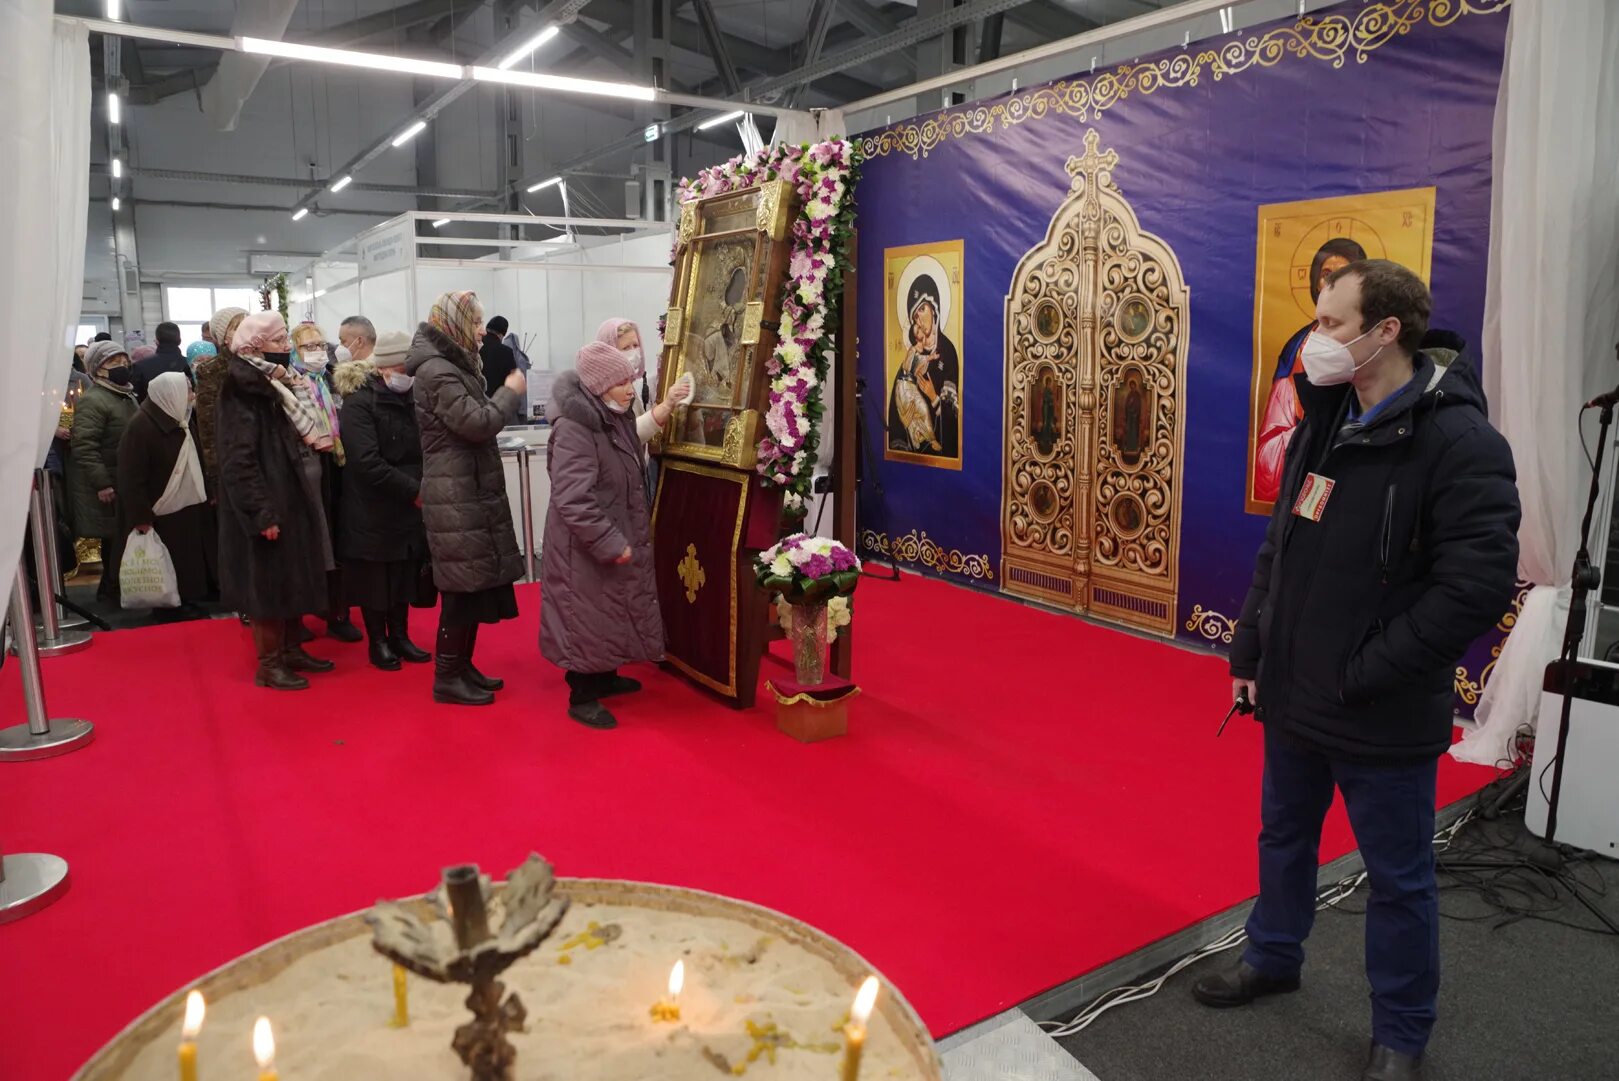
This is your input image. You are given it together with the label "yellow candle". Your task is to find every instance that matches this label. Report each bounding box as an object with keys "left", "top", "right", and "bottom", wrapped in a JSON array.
[
  {"left": 178, "top": 990, "right": 204, "bottom": 1081},
  {"left": 650, "top": 959, "right": 685, "bottom": 1023},
  {"left": 389, "top": 964, "right": 410, "bottom": 1028},
  {"left": 252, "top": 1017, "right": 278, "bottom": 1081},
  {"left": 840, "top": 977, "right": 880, "bottom": 1081}
]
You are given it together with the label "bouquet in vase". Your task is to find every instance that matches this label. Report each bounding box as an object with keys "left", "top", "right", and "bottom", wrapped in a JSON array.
[{"left": 755, "top": 534, "right": 861, "bottom": 604}]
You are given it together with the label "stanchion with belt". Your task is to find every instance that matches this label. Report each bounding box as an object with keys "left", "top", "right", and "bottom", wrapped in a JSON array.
[
  {"left": 516, "top": 445, "right": 538, "bottom": 583},
  {"left": 27, "top": 470, "right": 91, "bottom": 656},
  {"left": 0, "top": 561, "right": 94, "bottom": 761},
  {"left": 34, "top": 468, "right": 89, "bottom": 632}
]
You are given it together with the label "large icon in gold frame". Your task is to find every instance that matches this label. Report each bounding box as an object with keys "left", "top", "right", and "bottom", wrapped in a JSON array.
[
  {"left": 1247, "top": 188, "right": 1435, "bottom": 515},
  {"left": 653, "top": 179, "right": 799, "bottom": 470},
  {"left": 884, "top": 240, "right": 964, "bottom": 469}
]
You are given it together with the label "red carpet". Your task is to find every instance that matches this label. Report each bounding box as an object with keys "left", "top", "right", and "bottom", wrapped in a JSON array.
[{"left": 0, "top": 576, "right": 1490, "bottom": 1078}]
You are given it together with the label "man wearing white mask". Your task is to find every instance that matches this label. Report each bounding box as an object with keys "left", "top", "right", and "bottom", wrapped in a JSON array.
[
  {"left": 1195, "top": 260, "right": 1520, "bottom": 1081},
  {"left": 339, "top": 315, "right": 377, "bottom": 363}
]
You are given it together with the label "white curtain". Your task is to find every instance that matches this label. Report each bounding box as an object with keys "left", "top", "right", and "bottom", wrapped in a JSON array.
[
  {"left": 0, "top": 7, "right": 90, "bottom": 592},
  {"left": 1457, "top": 0, "right": 1619, "bottom": 765}
]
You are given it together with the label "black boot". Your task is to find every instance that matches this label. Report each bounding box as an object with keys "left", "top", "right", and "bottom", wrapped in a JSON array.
[
  {"left": 363, "top": 609, "right": 400, "bottom": 671},
  {"left": 282, "top": 619, "right": 336, "bottom": 673},
  {"left": 252, "top": 620, "right": 308, "bottom": 691},
  {"left": 566, "top": 672, "right": 618, "bottom": 729},
  {"left": 433, "top": 622, "right": 494, "bottom": 706},
  {"left": 463, "top": 623, "right": 504, "bottom": 691},
  {"left": 599, "top": 671, "right": 642, "bottom": 698},
  {"left": 326, "top": 609, "right": 364, "bottom": 643},
  {"left": 387, "top": 604, "right": 431, "bottom": 664},
  {"left": 1190, "top": 960, "right": 1301, "bottom": 1008},
  {"left": 1363, "top": 1043, "right": 1422, "bottom": 1081}
]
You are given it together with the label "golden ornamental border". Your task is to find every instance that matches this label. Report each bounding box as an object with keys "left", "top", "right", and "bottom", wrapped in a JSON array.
[
  {"left": 861, "top": 529, "right": 996, "bottom": 581},
  {"left": 1454, "top": 579, "right": 1531, "bottom": 706},
  {"left": 1185, "top": 605, "right": 1237, "bottom": 646},
  {"left": 857, "top": 0, "right": 1510, "bottom": 161}
]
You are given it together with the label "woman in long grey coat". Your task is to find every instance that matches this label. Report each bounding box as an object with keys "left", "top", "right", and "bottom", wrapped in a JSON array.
[
  {"left": 540, "top": 337, "right": 691, "bottom": 729},
  {"left": 406, "top": 291, "right": 528, "bottom": 707}
]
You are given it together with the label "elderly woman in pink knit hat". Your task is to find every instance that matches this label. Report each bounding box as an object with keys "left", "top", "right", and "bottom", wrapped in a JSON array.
[{"left": 539, "top": 335, "right": 692, "bottom": 729}]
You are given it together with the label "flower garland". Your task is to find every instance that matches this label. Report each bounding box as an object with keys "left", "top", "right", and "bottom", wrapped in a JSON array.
[{"left": 677, "top": 137, "right": 861, "bottom": 517}]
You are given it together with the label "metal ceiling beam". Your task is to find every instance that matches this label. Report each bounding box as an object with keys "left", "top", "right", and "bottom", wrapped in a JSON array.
[
  {"left": 690, "top": 0, "right": 742, "bottom": 95},
  {"left": 560, "top": 20, "right": 637, "bottom": 67},
  {"left": 1006, "top": 0, "right": 1100, "bottom": 40},
  {"left": 319, "top": 0, "right": 484, "bottom": 48},
  {"left": 785, "top": 0, "right": 840, "bottom": 108}
]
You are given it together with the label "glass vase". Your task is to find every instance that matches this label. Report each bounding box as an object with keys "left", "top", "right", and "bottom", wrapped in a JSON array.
[{"left": 788, "top": 601, "right": 830, "bottom": 686}]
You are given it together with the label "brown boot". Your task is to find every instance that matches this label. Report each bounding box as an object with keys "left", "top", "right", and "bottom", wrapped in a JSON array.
[
  {"left": 253, "top": 620, "right": 309, "bottom": 690},
  {"left": 282, "top": 618, "right": 335, "bottom": 673}
]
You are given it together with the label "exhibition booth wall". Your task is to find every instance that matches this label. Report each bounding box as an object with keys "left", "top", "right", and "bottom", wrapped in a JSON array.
[{"left": 849, "top": 0, "right": 1516, "bottom": 709}]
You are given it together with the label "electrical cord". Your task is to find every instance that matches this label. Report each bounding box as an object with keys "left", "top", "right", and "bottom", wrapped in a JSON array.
[{"left": 1038, "top": 810, "right": 1476, "bottom": 1039}]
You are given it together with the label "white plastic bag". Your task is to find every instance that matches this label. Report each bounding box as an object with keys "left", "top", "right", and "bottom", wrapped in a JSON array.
[
  {"left": 151, "top": 431, "right": 207, "bottom": 516},
  {"left": 120, "top": 528, "right": 180, "bottom": 609}
]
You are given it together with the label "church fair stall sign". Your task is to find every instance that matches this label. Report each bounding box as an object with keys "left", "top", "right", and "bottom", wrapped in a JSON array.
[{"left": 849, "top": 0, "right": 1513, "bottom": 703}]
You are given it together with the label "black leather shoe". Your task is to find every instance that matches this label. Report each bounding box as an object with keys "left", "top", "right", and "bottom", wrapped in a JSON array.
[
  {"left": 1190, "top": 960, "right": 1301, "bottom": 1008},
  {"left": 282, "top": 645, "right": 335, "bottom": 674},
  {"left": 386, "top": 605, "right": 431, "bottom": 663},
  {"left": 326, "top": 615, "right": 364, "bottom": 643},
  {"left": 465, "top": 663, "right": 504, "bottom": 692},
  {"left": 600, "top": 675, "right": 643, "bottom": 698},
  {"left": 1363, "top": 1043, "right": 1421, "bottom": 1081},
  {"left": 254, "top": 663, "right": 309, "bottom": 691},
  {"left": 369, "top": 638, "right": 401, "bottom": 671},
  {"left": 569, "top": 701, "right": 619, "bottom": 730},
  {"left": 433, "top": 672, "right": 495, "bottom": 706}
]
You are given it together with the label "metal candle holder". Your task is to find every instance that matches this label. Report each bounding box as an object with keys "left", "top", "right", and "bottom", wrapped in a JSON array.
[{"left": 366, "top": 854, "right": 570, "bottom": 1081}]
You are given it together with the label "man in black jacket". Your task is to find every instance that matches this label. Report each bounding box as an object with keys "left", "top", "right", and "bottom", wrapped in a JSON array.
[
  {"left": 132, "top": 321, "right": 192, "bottom": 400},
  {"left": 1193, "top": 261, "right": 1520, "bottom": 1081},
  {"left": 480, "top": 316, "right": 519, "bottom": 400}
]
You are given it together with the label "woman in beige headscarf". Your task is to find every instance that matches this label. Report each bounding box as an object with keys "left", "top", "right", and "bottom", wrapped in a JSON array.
[{"left": 405, "top": 290, "right": 527, "bottom": 706}]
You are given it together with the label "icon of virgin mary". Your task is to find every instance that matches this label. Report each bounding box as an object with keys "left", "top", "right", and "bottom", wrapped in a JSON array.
[{"left": 887, "top": 270, "right": 960, "bottom": 459}]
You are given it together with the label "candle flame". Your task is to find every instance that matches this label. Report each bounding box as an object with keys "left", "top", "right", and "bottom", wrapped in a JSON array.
[
  {"left": 181, "top": 991, "right": 206, "bottom": 1039},
  {"left": 851, "top": 976, "right": 880, "bottom": 1027},
  {"left": 669, "top": 959, "right": 685, "bottom": 998},
  {"left": 252, "top": 1016, "right": 275, "bottom": 1068}
]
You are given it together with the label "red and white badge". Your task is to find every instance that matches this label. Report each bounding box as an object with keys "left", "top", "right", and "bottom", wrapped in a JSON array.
[{"left": 1291, "top": 472, "right": 1335, "bottom": 522}]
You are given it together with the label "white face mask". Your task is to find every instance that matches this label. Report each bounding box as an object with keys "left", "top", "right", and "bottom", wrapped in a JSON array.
[
  {"left": 605, "top": 398, "right": 631, "bottom": 414},
  {"left": 1300, "top": 323, "right": 1385, "bottom": 387},
  {"left": 383, "top": 371, "right": 414, "bottom": 393},
  {"left": 334, "top": 345, "right": 353, "bottom": 365},
  {"left": 301, "top": 348, "right": 329, "bottom": 373},
  {"left": 625, "top": 346, "right": 643, "bottom": 370}
]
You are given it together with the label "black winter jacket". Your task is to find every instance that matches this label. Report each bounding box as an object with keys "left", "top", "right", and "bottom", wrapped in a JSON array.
[
  {"left": 334, "top": 362, "right": 428, "bottom": 564},
  {"left": 132, "top": 343, "right": 191, "bottom": 401},
  {"left": 1230, "top": 350, "right": 1521, "bottom": 762}
]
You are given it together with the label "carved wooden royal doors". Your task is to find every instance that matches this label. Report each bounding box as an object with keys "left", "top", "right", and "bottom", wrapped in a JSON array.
[{"left": 1001, "top": 130, "right": 1189, "bottom": 636}]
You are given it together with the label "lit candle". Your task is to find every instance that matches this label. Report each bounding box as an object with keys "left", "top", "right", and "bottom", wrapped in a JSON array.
[
  {"left": 650, "top": 959, "right": 685, "bottom": 1022},
  {"left": 252, "top": 1017, "right": 277, "bottom": 1081},
  {"left": 389, "top": 964, "right": 410, "bottom": 1028},
  {"left": 840, "top": 976, "right": 880, "bottom": 1081},
  {"left": 177, "top": 991, "right": 205, "bottom": 1081}
]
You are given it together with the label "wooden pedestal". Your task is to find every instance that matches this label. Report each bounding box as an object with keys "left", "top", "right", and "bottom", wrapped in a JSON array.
[{"left": 767, "top": 678, "right": 860, "bottom": 743}]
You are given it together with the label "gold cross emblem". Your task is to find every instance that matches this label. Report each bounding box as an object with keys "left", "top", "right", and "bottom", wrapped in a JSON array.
[{"left": 677, "top": 543, "right": 706, "bottom": 604}]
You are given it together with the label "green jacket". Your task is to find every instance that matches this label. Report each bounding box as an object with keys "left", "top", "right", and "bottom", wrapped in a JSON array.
[{"left": 68, "top": 382, "right": 138, "bottom": 537}]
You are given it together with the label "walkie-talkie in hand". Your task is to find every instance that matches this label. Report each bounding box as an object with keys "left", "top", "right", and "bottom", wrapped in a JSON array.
[{"left": 1217, "top": 687, "right": 1255, "bottom": 737}]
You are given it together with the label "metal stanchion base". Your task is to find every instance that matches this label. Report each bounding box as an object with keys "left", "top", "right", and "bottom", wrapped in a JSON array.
[
  {"left": 0, "top": 853, "right": 71, "bottom": 925},
  {"left": 0, "top": 718, "right": 95, "bottom": 761},
  {"left": 27, "top": 626, "right": 93, "bottom": 657},
  {"left": 40, "top": 612, "right": 92, "bottom": 632}
]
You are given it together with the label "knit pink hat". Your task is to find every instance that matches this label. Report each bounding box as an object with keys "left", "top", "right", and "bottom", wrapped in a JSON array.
[
  {"left": 232, "top": 310, "right": 290, "bottom": 356},
  {"left": 575, "top": 339, "right": 637, "bottom": 396}
]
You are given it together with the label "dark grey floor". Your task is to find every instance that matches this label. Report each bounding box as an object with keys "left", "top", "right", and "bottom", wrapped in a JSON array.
[{"left": 1056, "top": 811, "right": 1619, "bottom": 1081}]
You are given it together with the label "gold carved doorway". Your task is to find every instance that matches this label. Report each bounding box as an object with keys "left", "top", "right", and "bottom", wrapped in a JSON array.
[{"left": 1001, "top": 130, "right": 1188, "bottom": 636}]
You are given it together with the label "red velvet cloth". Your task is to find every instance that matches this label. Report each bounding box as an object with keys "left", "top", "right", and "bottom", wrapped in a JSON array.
[{"left": 654, "top": 464, "right": 753, "bottom": 695}]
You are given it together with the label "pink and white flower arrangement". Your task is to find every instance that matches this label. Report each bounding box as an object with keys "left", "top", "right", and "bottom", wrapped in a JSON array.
[
  {"left": 755, "top": 533, "right": 862, "bottom": 603},
  {"left": 677, "top": 137, "right": 860, "bottom": 516}
]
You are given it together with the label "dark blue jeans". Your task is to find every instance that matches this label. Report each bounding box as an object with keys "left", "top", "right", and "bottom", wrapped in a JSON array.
[{"left": 1242, "top": 727, "right": 1440, "bottom": 1057}]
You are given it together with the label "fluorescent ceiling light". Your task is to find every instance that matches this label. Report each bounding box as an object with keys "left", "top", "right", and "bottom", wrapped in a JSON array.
[
  {"left": 292, "top": 207, "right": 309, "bottom": 222},
  {"left": 431, "top": 218, "right": 451, "bottom": 228},
  {"left": 239, "top": 37, "right": 466, "bottom": 80},
  {"left": 111, "top": 158, "right": 123, "bottom": 178},
  {"left": 108, "top": 93, "right": 121, "bottom": 125},
  {"left": 497, "top": 26, "right": 561, "bottom": 70},
  {"left": 329, "top": 174, "right": 353, "bottom": 193},
  {"left": 697, "top": 110, "right": 745, "bottom": 131},
  {"left": 106, "top": 0, "right": 120, "bottom": 20},
  {"left": 391, "top": 120, "right": 428, "bottom": 147},
  {"left": 526, "top": 176, "right": 563, "bottom": 193},
  {"left": 471, "top": 66, "right": 655, "bottom": 102},
  {"left": 110, "top": 196, "right": 120, "bottom": 211}
]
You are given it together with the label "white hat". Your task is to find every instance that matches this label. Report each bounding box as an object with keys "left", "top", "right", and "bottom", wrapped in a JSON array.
[{"left": 372, "top": 330, "right": 411, "bottom": 366}]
